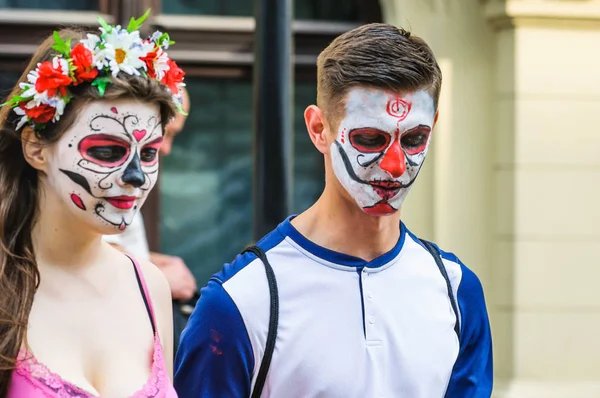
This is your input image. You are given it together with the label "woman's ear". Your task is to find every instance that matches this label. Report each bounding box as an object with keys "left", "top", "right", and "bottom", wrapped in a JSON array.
[
  {"left": 304, "top": 105, "right": 332, "bottom": 154},
  {"left": 21, "top": 128, "right": 48, "bottom": 173}
]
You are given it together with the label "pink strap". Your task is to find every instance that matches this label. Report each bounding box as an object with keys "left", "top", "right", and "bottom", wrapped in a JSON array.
[{"left": 126, "top": 254, "right": 157, "bottom": 334}]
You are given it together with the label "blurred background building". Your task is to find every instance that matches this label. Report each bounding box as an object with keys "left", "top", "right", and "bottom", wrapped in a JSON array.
[{"left": 1, "top": 0, "right": 599, "bottom": 396}]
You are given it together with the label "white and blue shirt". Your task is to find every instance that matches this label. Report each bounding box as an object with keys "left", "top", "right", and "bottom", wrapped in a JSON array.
[{"left": 175, "top": 217, "right": 493, "bottom": 397}]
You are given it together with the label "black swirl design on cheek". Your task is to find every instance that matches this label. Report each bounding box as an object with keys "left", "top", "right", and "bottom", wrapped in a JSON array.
[
  {"left": 406, "top": 153, "right": 419, "bottom": 167},
  {"left": 334, "top": 141, "right": 369, "bottom": 186},
  {"left": 94, "top": 203, "right": 129, "bottom": 230},
  {"left": 97, "top": 173, "right": 115, "bottom": 190},
  {"left": 357, "top": 152, "right": 384, "bottom": 168}
]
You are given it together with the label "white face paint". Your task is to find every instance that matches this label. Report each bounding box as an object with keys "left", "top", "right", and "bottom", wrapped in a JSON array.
[
  {"left": 330, "top": 88, "right": 436, "bottom": 216},
  {"left": 44, "top": 100, "right": 163, "bottom": 232}
]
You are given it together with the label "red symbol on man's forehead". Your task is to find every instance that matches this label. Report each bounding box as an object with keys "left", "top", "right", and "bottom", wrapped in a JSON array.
[{"left": 386, "top": 98, "right": 411, "bottom": 121}]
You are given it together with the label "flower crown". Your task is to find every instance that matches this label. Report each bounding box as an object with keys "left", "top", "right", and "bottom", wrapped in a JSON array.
[{"left": 3, "top": 9, "right": 186, "bottom": 131}]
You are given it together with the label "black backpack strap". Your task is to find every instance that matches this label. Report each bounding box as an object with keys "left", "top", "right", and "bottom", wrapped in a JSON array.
[
  {"left": 242, "top": 245, "right": 279, "bottom": 398},
  {"left": 419, "top": 239, "right": 461, "bottom": 338}
]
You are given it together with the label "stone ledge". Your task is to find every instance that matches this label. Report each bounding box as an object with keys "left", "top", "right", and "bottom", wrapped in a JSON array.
[{"left": 485, "top": 0, "right": 600, "bottom": 29}]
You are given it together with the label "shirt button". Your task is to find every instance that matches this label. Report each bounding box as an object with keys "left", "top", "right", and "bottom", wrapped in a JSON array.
[
  {"left": 367, "top": 291, "right": 374, "bottom": 299},
  {"left": 369, "top": 316, "right": 375, "bottom": 324}
]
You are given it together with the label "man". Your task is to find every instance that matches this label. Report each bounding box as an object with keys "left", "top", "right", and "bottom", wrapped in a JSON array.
[
  {"left": 105, "top": 88, "right": 197, "bottom": 302},
  {"left": 174, "top": 24, "right": 493, "bottom": 397}
]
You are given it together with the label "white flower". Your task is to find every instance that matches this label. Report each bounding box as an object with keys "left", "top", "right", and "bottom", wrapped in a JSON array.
[
  {"left": 150, "top": 30, "right": 163, "bottom": 43},
  {"left": 92, "top": 44, "right": 115, "bottom": 70},
  {"left": 82, "top": 33, "right": 112, "bottom": 69},
  {"left": 153, "top": 48, "right": 170, "bottom": 80},
  {"left": 20, "top": 81, "right": 38, "bottom": 99},
  {"left": 53, "top": 57, "right": 70, "bottom": 77},
  {"left": 80, "top": 33, "right": 100, "bottom": 51},
  {"left": 45, "top": 97, "right": 66, "bottom": 122},
  {"left": 13, "top": 106, "right": 29, "bottom": 130},
  {"left": 102, "top": 26, "right": 147, "bottom": 76}
]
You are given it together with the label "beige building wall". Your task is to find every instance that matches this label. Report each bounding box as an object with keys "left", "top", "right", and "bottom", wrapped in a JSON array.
[{"left": 382, "top": 0, "right": 600, "bottom": 396}]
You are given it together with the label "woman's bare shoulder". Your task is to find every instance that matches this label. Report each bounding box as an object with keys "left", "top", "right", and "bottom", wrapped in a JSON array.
[{"left": 136, "top": 257, "right": 172, "bottom": 306}]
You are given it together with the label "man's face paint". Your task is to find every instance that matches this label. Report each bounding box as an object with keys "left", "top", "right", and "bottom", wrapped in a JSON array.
[
  {"left": 330, "top": 88, "right": 436, "bottom": 216},
  {"left": 45, "top": 101, "right": 163, "bottom": 232}
]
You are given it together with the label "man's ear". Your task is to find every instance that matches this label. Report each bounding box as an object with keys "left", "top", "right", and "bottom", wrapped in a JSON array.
[
  {"left": 304, "top": 105, "right": 332, "bottom": 154},
  {"left": 433, "top": 110, "right": 439, "bottom": 127},
  {"left": 21, "top": 127, "right": 48, "bottom": 173}
]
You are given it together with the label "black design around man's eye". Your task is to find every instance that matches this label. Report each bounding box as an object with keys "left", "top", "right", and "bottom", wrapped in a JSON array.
[{"left": 401, "top": 133, "right": 425, "bottom": 148}]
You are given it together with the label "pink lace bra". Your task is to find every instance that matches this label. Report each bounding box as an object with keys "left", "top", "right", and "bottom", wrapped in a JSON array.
[{"left": 7, "top": 256, "right": 178, "bottom": 398}]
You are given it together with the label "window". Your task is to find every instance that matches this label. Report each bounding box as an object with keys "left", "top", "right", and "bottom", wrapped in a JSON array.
[
  {"left": 0, "top": 72, "right": 19, "bottom": 101},
  {"left": 160, "top": 77, "right": 321, "bottom": 283},
  {"left": 0, "top": 0, "right": 98, "bottom": 10},
  {"left": 161, "top": 0, "right": 360, "bottom": 20}
]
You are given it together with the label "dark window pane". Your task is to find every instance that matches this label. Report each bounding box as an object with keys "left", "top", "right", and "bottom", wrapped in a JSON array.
[
  {"left": 162, "top": 0, "right": 359, "bottom": 20},
  {"left": 0, "top": 72, "right": 20, "bottom": 102},
  {"left": 161, "top": 0, "right": 220, "bottom": 16},
  {"left": 160, "top": 77, "right": 324, "bottom": 284},
  {"left": 293, "top": 82, "right": 323, "bottom": 212},
  {"left": 295, "top": 0, "right": 359, "bottom": 21},
  {"left": 160, "top": 78, "right": 254, "bottom": 284},
  {"left": 0, "top": 0, "right": 98, "bottom": 10}
]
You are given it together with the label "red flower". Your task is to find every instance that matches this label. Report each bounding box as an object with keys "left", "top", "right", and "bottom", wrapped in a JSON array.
[
  {"left": 161, "top": 59, "right": 185, "bottom": 94},
  {"left": 20, "top": 102, "right": 55, "bottom": 124},
  {"left": 140, "top": 48, "right": 159, "bottom": 79},
  {"left": 71, "top": 43, "right": 98, "bottom": 84},
  {"left": 35, "top": 60, "right": 72, "bottom": 97}
]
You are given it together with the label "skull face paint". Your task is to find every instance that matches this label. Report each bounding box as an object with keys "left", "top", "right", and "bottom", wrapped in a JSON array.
[
  {"left": 44, "top": 101, "right": 163, "bottom": 232},
  {"left": 330, "top": 88, "right": 436, "bottom": 216}
]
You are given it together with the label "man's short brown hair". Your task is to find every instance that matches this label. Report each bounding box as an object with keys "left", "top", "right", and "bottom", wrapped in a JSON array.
[{"left": 316, "top": 23, "right": 442, "bottom": 124}]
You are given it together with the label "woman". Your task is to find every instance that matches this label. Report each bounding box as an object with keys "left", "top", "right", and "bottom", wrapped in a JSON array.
[{"left": 0, "top": 11, "right": 185, "bottom": 397}]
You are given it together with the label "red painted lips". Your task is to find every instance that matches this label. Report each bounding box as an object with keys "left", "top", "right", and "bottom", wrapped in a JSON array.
[
  {"left": 369, "top": 180, "right": 403, "bottom": 200},
  {"left": 105, "top": 196, "right": 137, "bottom": 210}
]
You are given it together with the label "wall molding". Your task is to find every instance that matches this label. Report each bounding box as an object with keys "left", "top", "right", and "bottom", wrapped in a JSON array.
[{"left": 485, "top": 0, "right": 600, "bottom": 30}]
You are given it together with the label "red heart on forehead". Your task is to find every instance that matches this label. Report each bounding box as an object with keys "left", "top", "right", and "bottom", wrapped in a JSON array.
[{"left": 132, "top": 129, "right": 147, "bottom": 141}]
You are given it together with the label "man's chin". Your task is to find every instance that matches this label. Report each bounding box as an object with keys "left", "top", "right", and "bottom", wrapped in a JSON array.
[{"left": 362, "top": 201, "right": 398, "bottom": 216}]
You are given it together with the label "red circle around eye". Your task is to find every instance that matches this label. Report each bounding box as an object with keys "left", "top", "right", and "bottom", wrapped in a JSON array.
[
  {"left": 401, "top": 129, "right": 431, "bottom": 156},
  {"left": 78, "top": 134, "right": 131, "bottom": 167},
  {"left": 348, "top": 129, "right": 391, "bottom": 153},
  {"left": 140, "top": 138, "right": 164, "bottom": 167}
]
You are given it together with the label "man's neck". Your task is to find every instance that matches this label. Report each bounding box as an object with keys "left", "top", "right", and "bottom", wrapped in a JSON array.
[{"left": 291, "top": 188, "right": 403, "bottom": 262}]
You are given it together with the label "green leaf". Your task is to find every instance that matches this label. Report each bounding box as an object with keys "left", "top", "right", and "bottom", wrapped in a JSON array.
[
  {"left": 127, "top": 8, "right": 151, "bottom": 33},
  {"left": 51, "top": 31, "right": 71, "bottom": 57},
  {"left": 176, "top": 102, "right": 188, "bottom": 116},
  {"left": 91, "top": 76, "right": 112, "bottom": 97},
  {"left": 2, "top": 94, "right": 30, "bottom": 107},
  {"left": 97, "top": 16, "right": 112, "bottom": 33}
]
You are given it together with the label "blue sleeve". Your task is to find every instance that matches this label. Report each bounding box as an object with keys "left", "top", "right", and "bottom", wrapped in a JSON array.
[
  {"left": 174, "top": 278, "right": 254, "bottom": 397},
  {"left": 445, "top": 263, "right": 493, "bottom": 398}
]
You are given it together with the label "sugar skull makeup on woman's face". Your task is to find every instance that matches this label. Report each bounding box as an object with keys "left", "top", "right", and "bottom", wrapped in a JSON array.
[
  {"left": 330, "top": 88, "right": 436, "bottom": 216},
  {"left": 44, "top": 100, "right": 163, "bottom": 232}
]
